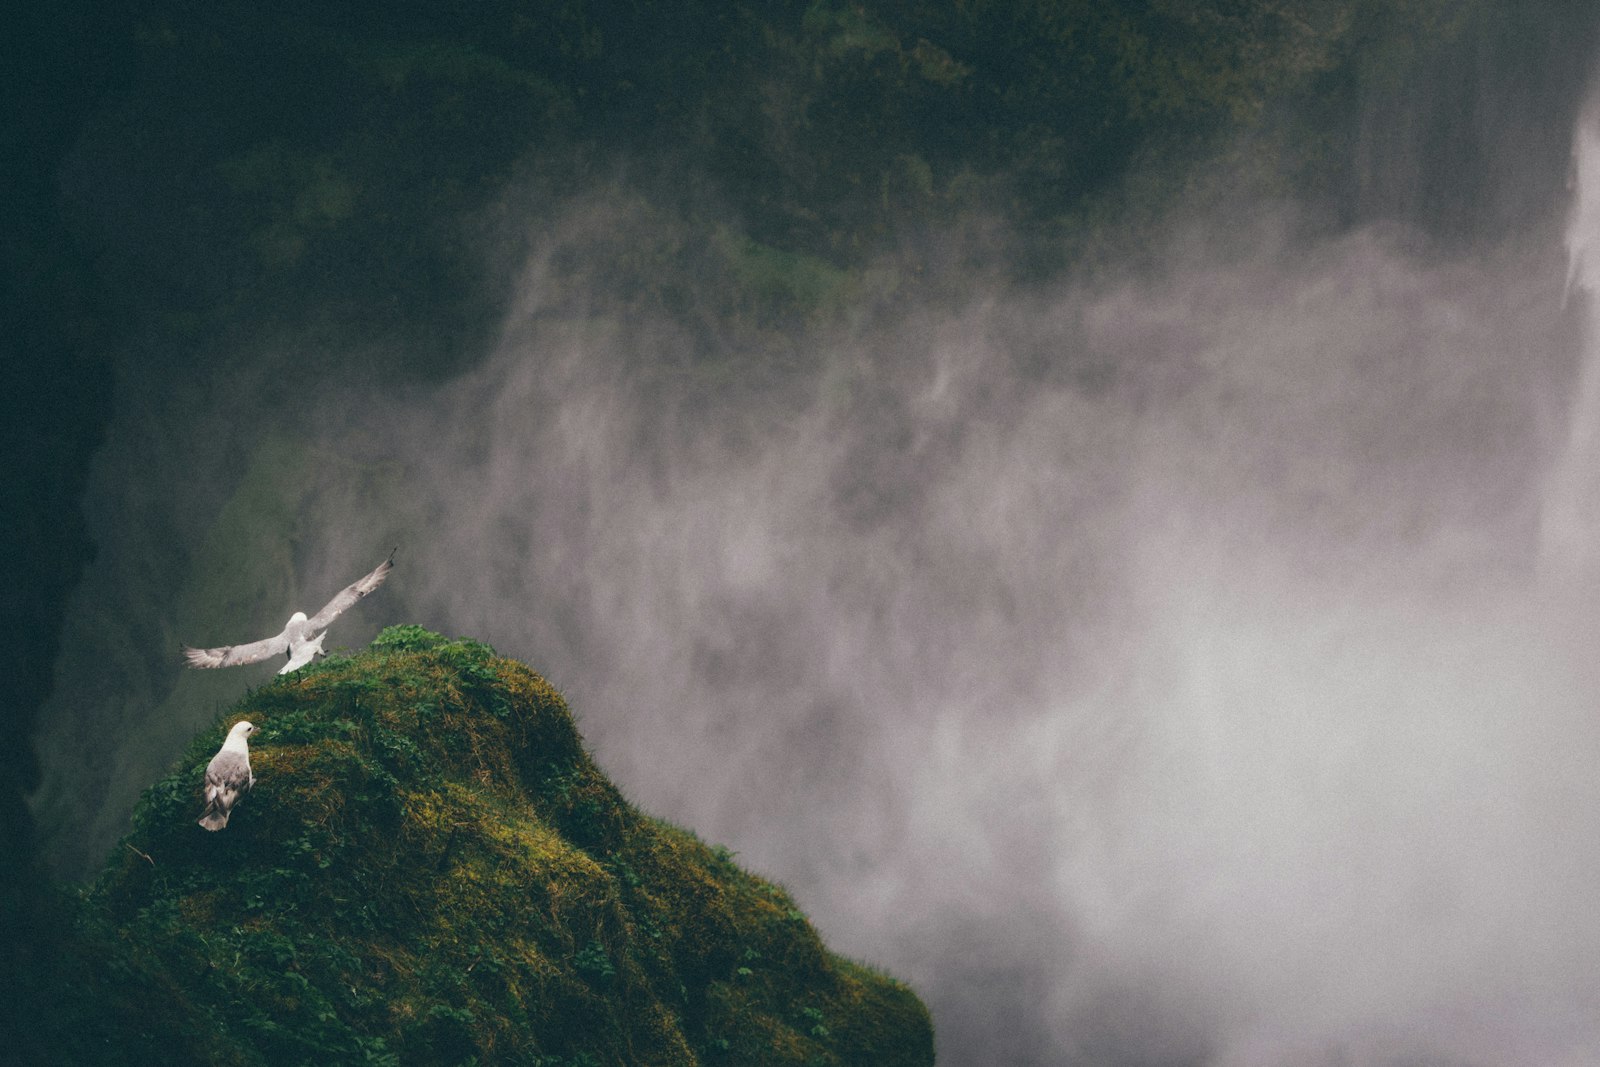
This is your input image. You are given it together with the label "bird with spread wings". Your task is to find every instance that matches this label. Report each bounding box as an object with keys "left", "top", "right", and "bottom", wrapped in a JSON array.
[{"left": 182, "top": 549, "right": 396, "bottom": 675}]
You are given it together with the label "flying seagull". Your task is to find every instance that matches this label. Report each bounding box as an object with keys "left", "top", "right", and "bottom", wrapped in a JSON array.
[
  {"left": 182, "top": 549, "right": 395, "bottom": 675},
  {"left": 198, "top": 720, "right": 257, "bottom": 831}
]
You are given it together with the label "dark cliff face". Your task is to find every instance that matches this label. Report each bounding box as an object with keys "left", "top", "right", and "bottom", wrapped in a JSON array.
[
  {"left": 1, "top": 4, "right": 128, "bottom": 1049},
  {"left": 43, "top": 627, "right": 933, "bottom": 1066}
]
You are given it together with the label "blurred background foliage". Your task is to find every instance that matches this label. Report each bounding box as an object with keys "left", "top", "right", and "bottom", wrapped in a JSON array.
[{"left": 51, "top": 0, "right": 1594, "bottom": 375}]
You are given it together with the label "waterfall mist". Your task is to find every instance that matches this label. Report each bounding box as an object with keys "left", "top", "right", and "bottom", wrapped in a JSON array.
[{"left": 34, "top": 26, "right": 1600, "bottom": 1067}]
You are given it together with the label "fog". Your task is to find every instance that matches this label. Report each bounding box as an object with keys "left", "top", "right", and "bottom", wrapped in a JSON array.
[{"left": 35, "top": 68, "right": 1600, "bottom": 1067}]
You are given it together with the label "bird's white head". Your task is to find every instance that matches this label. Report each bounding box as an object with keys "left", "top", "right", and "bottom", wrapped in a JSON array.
[
  {"left": 289, "top": 611, "right": 308, "bottom": 624},
  {"left": 228, "top": 720, "right": 257, "bottom": 740}
]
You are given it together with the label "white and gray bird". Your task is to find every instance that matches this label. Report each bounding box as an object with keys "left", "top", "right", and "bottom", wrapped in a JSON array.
[
  {"left": 198, "top": 720, "right": 257, "bottom": 831},
  {"left": 182, "top": 550, "right": 395, "bottom": 675}
]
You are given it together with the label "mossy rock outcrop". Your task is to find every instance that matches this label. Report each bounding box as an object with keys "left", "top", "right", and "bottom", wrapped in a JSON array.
[{"left": 58, "top": 627, "right": 933, "bottom": 1066}]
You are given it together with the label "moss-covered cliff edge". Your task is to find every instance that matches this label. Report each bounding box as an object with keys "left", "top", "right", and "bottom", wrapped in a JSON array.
[{"left": 46, "top": 626, "right": 932, "bottom": 1066}]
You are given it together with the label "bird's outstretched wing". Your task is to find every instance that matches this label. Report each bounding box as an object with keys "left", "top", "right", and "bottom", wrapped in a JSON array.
[
  {"left": 304, "top": 548, "right": 396, "bottom": 632},
  {"left": 183, "top": 632, "right": 290, "bottom": 669}
]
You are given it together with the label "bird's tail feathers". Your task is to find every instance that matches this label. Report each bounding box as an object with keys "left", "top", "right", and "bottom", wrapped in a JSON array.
[{"left": 198, "top": 804, "right": 229, "bottom": 831}]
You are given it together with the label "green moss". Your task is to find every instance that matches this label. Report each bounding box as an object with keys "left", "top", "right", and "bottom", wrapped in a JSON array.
[
  {"left": 51, "top": 628, "right": 933, "bottom": 1066},
  {"left": 370, "top": 624, "right": 450, "bottom": 653}
]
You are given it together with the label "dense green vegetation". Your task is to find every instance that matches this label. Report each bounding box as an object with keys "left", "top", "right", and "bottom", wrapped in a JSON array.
[
  {"left": 63, "top": 0, "right": 1563, "bottom": 371},
  {"left": 42, "top": 626, "right": 931, "bottom": 1065}
]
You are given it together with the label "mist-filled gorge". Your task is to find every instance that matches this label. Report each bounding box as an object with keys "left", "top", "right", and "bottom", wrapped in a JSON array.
[{"left": 13, "top": 3, "right": 1600, "bottom": 1065}]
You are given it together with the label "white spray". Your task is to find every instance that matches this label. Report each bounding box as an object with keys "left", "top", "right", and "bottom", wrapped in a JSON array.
[{"left": 1544, "top": 89, "right": 1600, "bottom": 575}]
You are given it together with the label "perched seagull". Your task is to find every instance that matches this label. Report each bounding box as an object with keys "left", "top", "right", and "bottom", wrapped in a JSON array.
[
  {"left": 182, "top": 549, "right": 395, "bottom": 675},
  {"left": 198, "top": 720, "right": 257, "bottom": 831}
]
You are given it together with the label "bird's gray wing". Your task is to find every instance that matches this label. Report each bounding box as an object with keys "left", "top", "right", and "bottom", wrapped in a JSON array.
[
  {"left": 183, "top": 631, "right": 290, "bottom": 669},
  {"left": 304, "top": 549, "right": 395, "bottom": 632},
  {"left": 205, "top": 750, "right": 253, "bottom": 793}
]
